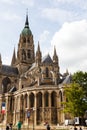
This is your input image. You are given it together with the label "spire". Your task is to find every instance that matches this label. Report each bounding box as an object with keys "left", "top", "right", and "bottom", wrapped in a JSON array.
[
  {"left": 54, "top": 46, "right": 57, "bottom": 56},
  {"left": 11, "top": 47, "right": 16, "bottom": 66},
  {"left": 21, "top": 10, "right": 32, "bottom": 36},
  {"left": 53, "top": 46, "right": 58, "bottom": 64},
  {"left": 25, "top": 9, "right": 29, "bottom": 28},
  {"left": 37, "top": 41, "right": 40, "bottom": 52},
  {"left": 0, "top": 53, "right": 2, "bottom": 68},
  {"left": 36, "top": 41, "right": 42, "bottom": 64}
]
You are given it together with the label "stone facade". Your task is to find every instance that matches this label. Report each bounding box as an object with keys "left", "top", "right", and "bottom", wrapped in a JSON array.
[{"left": 0, "top": 13, "right": 70, "bottom": 129}]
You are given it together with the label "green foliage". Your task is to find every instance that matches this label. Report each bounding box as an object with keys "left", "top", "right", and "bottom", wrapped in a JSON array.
[
  {"left": 72, "top": 71, "right": 87, "bottom": 93},
  {"left": 63, "top": 83, "right": 87, "bottom": 117}
]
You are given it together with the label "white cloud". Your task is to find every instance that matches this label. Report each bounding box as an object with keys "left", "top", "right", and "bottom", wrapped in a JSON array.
[
  {"left": 54, "top": 0, "right": 87, "bottom": 10},
  {"left": 3, "top": 56, "right": 11, "bottom": 65},
  {"left": 0, "top": 0, "right": 14, "bottom": 4},
  {"left": 21, "top": 0, "right": 34, "bottom": 7},
  {"left": 41, "top": 8, "right": 77, "bottom": 23},
  {"left": 0, "top": 12, "right": 21, "bottom": 22},
  {"left": 39, "top": 30, "right": 50, "bottom": 44},
  {"left": 51, "top": 20, "right": 87, "bottom": 74}
]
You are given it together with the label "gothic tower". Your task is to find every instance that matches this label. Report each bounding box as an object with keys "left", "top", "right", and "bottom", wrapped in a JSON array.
[
  {"left": 35, "top": 41, "right": 42, "bottom": 66},
  {"left": 11, "top": 47, "right": 16, "bottom": 66},
  {"left": 15, "top": 13, "right": 35, "bottom": 74}
]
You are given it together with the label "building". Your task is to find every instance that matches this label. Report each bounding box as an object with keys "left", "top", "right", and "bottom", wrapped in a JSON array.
[{"left": 0, "top": 13, "right": 70, "bottom": 129}]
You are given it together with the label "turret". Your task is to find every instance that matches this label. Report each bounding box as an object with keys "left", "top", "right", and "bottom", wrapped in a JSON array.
[
  {"left": 53, "top": 46, "right": 58, "bottom": 65},
  {"left": 0, "top": 53, "right": 2, "bottom": 68},
  {"left": 11, "top": 47, "right": 16, "bottom": 66},
  {"left": 35, "top": 41, "right": 42, "bottom": 65}
]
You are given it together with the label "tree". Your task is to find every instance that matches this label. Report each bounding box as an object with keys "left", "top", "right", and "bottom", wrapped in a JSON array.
[
  {"left": 72, "top": 71, "right": 87, "bottom": 94},
  {"left": 63, "top": 83, "right": 87, "bottom": 118}
]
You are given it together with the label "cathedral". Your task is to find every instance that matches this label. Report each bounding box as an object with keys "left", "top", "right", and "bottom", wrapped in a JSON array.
[{"left": 0, "top": 13, "right": 70, "bottom": 129}]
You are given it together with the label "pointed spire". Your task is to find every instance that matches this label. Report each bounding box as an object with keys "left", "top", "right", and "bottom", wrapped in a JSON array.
[
  {"left": 0, "top": 53, "right": 1, "bottom": 62},
  {"left": 36, "top": 41, "right": 42, "bottom": 64},
  {"left": 25, "top": 9, "right": 29, "bottom": 28},
  {"left": 66, "top": 69, "right": 69, "bottom": 75},
  {"left": 0, "top": 53, "right": 2, "bottom": 63},
  {"left": 37, "top": 41, "right": 40, "bottom": 52},
  {"left": 0, "top": 53, "right": 2, "bottom": 68},
  {"left": 53, "top": 46, "right": 58, "bottom": 64},
  {"left": 11, "top": 47, "right": 16, "bottom": 66},
  {"left": 54, "top": 46, "right": 57, "bottom": 56}
]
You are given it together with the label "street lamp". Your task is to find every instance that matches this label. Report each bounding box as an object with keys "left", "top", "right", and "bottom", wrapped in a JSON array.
[{"left": 26, "top": 108, "right": 31, "bottom": 130}]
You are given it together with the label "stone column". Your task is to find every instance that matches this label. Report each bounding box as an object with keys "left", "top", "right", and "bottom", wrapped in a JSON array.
[
  {"left": 34, "top": 93, "right": 37, "bottom": 126},
  {"left": 48, "top": 92, "right": 51, "bottom": 123},
  {"left": 42, "top": 92, "right": 45, "bottom": 123},
  {"left": 56, "top": 91, "right": 59, "bottom": 125},
  {"left": 5, "top": 97, "right": 8, "bottom": 124}
]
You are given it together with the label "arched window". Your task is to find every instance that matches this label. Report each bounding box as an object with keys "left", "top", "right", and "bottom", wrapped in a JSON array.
[
  {"left": 51, "top": 92, "right": 57, "bottom": 107},
  {"left": 46, "top": 67, "right": 49, "bottom": 77},
  {"left": 27, "top": 38, "right": 30, "bottom": 43},
  {"left": 37, "top": 92, "right": 42, "bottom": 107},
  {"left": 27, "top": 50, "right": 31, "bottom": 59},
  {"left": 23, "top": 37, "right": 26, "bottom": 43},
  {"left": 22, "top": 49, "right": 26, "bottom": 60},
  {"left": 29, "top": 93, "right": 34, "bottom": 108},
  {"left": 25, "top": 94, "right": 28, "bottom": 108},
  {"left": 44, "top": 92, "right": 49, "bottom": 107},
  {"left": 2, "top": 77, "right": 11, "bottom": 93}
]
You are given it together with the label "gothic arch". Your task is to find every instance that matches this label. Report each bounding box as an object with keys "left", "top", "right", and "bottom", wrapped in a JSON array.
[
  {"left": 59, "top": 91, "right": 63, "bottom": 107},
  {"left": 51, "top": 91, "right": 57, "bottom": 107},
  {"left": 23, "top": 37, "right": 26, "bottom": 43},
  {"left": 29, "top": 93, "right": 34, "bottom": 108},
  {"left": 37, "top": 92, "right": 42, "bottom": 107},
  {"left": 22, "top": 49, "right": 26, "bottom": 60},
  {"left": 44, "top": 91, "right": 49, "bottom": 107},
  {"left": 27, "top": 49, "right": 31, "bottom": 59},
  {"left": 46, "top": 67, "right": 49, "bottom": 77},
  {"left": 51, "top": 91, "right": 57, "bottom": 124},
  {"left": 24, "top": 94, "right": 28, "bottom": 109},
  {"left": 2, "top": 77, "right": 11, "bottom": 93},
  {"left": 20, "top": 95, "right": 24, "bottom": 110}
]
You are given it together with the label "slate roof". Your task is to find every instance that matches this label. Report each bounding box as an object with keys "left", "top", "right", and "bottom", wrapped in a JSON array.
[
  {"left": 62, "top": 75, "right": 71, "bottom": 84},
  {"left": 42, "top": 54, "right": 53, "bottom": 64},
  {"left": 0, "top": 65, "right": 19, "bottom": 76}
]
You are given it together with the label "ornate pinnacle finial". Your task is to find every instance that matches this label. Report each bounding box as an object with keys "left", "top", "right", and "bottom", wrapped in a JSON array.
[
  {"left": 0, "top": 53, "right": 2, "bottom": 66},
  {"left": 25, "top": 9, "right": 29, "bottom": 27},
  {"left": 11, "top": 47, "right": 16, "bottom": 66},
  {"left": 37, "top": 41, "right": 40, "bottom": 51},
  {"left": 54, "top": 46, "right": 57, "bottom": 55}
]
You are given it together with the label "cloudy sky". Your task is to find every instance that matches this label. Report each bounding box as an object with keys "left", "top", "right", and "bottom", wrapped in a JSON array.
[{"left": 0, "top": 0, "right": 87, "bottom": 74}]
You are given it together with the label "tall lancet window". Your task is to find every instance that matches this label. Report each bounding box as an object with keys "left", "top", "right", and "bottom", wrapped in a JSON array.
[
  {"left": 46, "top": 67, "right": 49, "bottom": 77},
  {"left": 27, "top": 50, "right": 31, "bottom": 58}
]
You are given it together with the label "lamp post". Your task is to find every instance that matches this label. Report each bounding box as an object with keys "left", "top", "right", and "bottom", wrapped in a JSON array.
[{"left": 26, "top": 109, "right": 30, "bottom": 130}]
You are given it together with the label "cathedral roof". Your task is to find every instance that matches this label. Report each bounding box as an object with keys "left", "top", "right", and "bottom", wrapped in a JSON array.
[
  {"left": 0, "top": 65, "right": 19, "bottom": 76},
  {"left": 21, "top": 13, "right": 32, "bottom": 36},
  {"left": 42, "top": 54, "right": 53, "bottom": 64},
  {"left": 62, "top": 75, "right": 71, "bottom": 84}
]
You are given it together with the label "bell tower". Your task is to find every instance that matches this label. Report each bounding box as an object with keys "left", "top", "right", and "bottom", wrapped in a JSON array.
[{"left": 16, "top": 12, "right": 35, "bottom": 74}]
